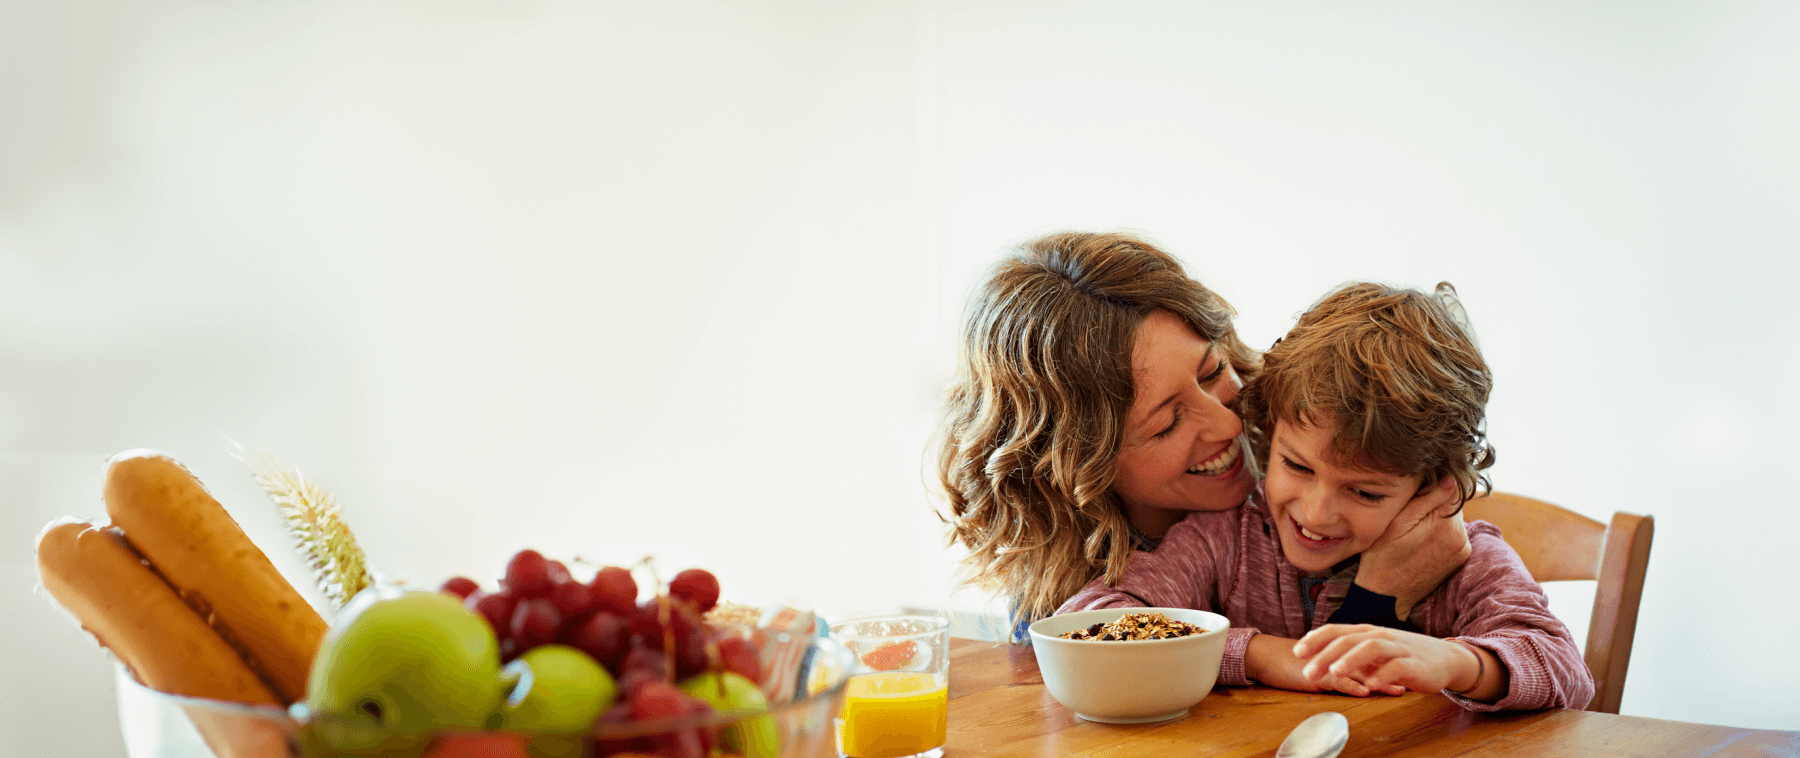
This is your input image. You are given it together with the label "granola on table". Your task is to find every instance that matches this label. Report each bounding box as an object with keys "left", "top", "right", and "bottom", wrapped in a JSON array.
[{"left": 1059, "top": 612, "right": 1206, "bottom": 641}]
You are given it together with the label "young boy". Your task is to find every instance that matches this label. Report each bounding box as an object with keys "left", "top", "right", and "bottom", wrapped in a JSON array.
[{"left": 1058, "top": 282, "right": 1593, "bottom": 710}]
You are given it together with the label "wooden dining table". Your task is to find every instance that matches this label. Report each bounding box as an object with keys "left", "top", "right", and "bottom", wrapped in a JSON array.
[{"left": 942, "top": 638, "right": 1798, "bottom": 757}]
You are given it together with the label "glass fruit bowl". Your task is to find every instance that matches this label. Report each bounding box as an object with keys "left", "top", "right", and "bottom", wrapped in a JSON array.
[{"left": 117, "top": 632, "right": 853, "bottom": 758}]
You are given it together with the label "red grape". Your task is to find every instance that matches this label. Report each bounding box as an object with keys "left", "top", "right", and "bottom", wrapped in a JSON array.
[
  {"left": 618, "top": 640, "right": 669, "bottom": 695},
  {"left": 467, "top": 591, "right": 517, "bottom": 637},
  {"left": 647, "top": 728, "right": 707, "bottom": 758},
  {"left": 559, "top": 611, "right": 629, "bottom": 670},
  {"left": 597, "top": 701, "right": 633, "bottom": 725},
  {"left": 590, "top": 566, "right": 638, "bottom": 616},
  {"left": 425, "top": 732, "right": 532, "bottom": 757},
  {"left": 630, "top": 600, "right": 708, "bottom": 678},
  {"left": 503, "top": 550, "right": 553, "bottom": 598},
  {"left": 617, "top": 668, "right": 661, "bottom": 700},
  {"left": 681, "top": 692, "right": 720, "bottom": 754},
  {"left": 634, "top": 691, "right": 716, "bottom": 758},
  {"left": 592, "top": 704, "right": 643, "bottom": 756},
  {"left": 715, "top": 636, "right": 762, "bottom": 685},
  {"left": 509, "top": 597, "right": 563, "bottom": 650},
  {"left": 627, "top": 681, "right": 686, "bottom": 721},
  {"left": 668, "top": 569, "right": 720, "bottom": 614},
  {"left": 548, "top": 578, "right": 595, "bottom": 618},
  {"left": 440, "top": 576, "right": 481, "bottom": 600},
  {"left": 546, "top": 559, "right": 573, "bottom": 584}
]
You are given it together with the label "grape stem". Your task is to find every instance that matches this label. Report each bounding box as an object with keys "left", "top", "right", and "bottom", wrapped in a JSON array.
[
  {"left": 658, "top": 593, "right": 675, "bottom": 684},
  {"left": 638, "top": 555, "right": 677, "bottom": 685}
]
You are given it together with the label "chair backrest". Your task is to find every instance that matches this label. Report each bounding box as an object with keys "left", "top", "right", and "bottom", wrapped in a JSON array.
[{"left": 1460, "top": 492, "right": 1654, "bottom": 714}]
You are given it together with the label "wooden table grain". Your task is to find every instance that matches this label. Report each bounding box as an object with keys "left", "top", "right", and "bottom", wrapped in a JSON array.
[{"left": 942, "top": 638, "right": 1797, "bottom": 758}]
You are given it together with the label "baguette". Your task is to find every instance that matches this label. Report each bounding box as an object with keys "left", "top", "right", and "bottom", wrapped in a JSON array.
[
  {"left": 35, "top": 521, "right": 281, "bottom": 706},
  {"left": 103, "top": 449, "right": 327, "bottom": 705}
]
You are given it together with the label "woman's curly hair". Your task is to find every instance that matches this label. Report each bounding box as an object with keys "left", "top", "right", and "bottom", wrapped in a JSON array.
[
  {"left": 932, "top": 231, "right": 1257, "bottom": 628},
  {"left": 1237, "top": 282, "right": 1496, "bottom": 510}
]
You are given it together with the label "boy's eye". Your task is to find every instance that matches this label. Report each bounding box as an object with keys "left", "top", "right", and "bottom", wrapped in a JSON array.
[
  {"left": 1280, "top": 456, "right": 1312, "bottom": 475},
  {"left": 1353, "top": 489, "right": 1387, "bottom": 503}
]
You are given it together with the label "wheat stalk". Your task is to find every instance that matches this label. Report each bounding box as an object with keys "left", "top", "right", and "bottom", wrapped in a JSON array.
[{"left": 243, "top": 455, "right": 372, "bottom": 608}]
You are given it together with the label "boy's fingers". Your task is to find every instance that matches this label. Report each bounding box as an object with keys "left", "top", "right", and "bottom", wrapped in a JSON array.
[
  {"left": 1303, "top": 633, "right": 1375, "bottom": 680},
  {"left": 1293, "top": 625, "right": 1352, "bottom": 657},
  {"left": 1331, "top": 676, "right": 1369, "bottom": 697},
  {"left": 1326, "top": 640, "right": 1396, "bottom": 681},
  {"left": 1408, "top": 477, "right": 1457, "bottom": 519},
  {"left": 1400, "top": 476, "right": 1454, "bottom": 518}
]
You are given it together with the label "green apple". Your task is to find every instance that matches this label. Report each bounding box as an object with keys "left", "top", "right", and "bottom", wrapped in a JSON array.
[
  {"left": 303, "top": 588, "right": 506, "bottom": 755},
  {"left": 498, "top": 644, "right": 616, "bottom": 734},
  {"left": 678, "top": 671, "right": 780, "bottom": 758}
]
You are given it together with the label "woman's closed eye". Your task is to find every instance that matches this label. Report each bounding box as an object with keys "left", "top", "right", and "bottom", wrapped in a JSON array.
[
  {"left": 1153, "top": 408, "right": 1183, "bottom": 439},
  {"left": 1199, "top": 360, "right": 1227, "bottom": 386}
]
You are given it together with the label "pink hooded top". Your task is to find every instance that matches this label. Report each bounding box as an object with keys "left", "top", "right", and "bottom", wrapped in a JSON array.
[{"left": 1057, "top": 490, "right": 1594, "bottom": 711}]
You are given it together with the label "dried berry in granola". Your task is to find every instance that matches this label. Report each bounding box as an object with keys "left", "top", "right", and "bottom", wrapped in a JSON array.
[{"left": 1058, "top": 612, "right": 1205, "bottom": 641}]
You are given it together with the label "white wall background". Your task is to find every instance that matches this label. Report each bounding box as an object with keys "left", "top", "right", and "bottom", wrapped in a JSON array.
[{"left": 4, "top": 1, "right": 1796, "bottom": 754}]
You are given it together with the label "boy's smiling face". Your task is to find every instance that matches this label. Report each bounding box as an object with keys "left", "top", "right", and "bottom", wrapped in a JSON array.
[{"left": 1265, "top": 416, "right": 1424, "bottom": 575}]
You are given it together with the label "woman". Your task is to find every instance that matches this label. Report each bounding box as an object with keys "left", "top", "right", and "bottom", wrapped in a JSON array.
[{"left": 933, "top": 231, "right": 1468, "bottom": 641}]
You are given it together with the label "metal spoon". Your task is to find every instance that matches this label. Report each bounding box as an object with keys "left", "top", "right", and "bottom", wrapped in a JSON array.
[{"left": 1275, "top": 711, "right": 1350, "bottom": 758}]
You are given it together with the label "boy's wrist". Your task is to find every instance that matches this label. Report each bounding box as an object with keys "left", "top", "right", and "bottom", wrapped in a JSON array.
[
  {"left": 1444, "top": 638, "right": 1484, "bottom": 696},
  {"left": 1243, "top": 631, "right": 1278, "bottom": 683}
]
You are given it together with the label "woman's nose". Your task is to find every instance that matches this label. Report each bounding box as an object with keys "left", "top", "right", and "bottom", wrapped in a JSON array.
[{"left": 1190, "top": 383, "right": 1242, "bottom": 441}]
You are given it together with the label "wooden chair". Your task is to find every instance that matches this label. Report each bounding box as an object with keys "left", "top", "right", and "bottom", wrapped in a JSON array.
[{"left": 1460, "top": 492, "right": 1654, "bottom": 714}]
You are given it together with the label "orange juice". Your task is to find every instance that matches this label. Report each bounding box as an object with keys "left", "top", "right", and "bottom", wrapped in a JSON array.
[{"left": 837, "top": 671, "right": 948, "bottom": 758}]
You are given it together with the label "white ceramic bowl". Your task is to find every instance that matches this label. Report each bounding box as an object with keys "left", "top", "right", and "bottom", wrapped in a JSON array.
[{"left": 1028, "top": 607, "right": 1229, "bottom": 724}]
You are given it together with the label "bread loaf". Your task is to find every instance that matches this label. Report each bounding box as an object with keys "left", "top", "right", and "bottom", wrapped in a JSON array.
[
  {"left": 36, "top": 521, "right": 282, "bottom": 706},
  {"left": 102, "top": 449, "right": 326, "bottom": 705}
]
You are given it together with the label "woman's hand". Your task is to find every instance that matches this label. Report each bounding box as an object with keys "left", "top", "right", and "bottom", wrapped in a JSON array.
[
  {"left": 1354, "top": 476, "right": 1469, "bottom": 620},
  {"left": 1246, "top": 634, "right": 1405, "bottom": 697},
  {"left": 1293, "top": 624, "right": 1504, "bottom": 702}
]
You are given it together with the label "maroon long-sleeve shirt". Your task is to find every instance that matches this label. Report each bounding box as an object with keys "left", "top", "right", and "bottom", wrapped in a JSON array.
[{"left": 1058, "top": 490, "right": 1594, "bottom": 711}]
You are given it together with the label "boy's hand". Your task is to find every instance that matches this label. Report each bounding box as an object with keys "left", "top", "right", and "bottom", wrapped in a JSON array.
[
  {"left": 1246, "top": 634, "right": 1405, "bottom": 698},
  {"left": 1293, "top": 624, "right": 1501, "bottom": 701},
  {"left": 1355, "top": 476, "right": 1469, "bottom": 620}
]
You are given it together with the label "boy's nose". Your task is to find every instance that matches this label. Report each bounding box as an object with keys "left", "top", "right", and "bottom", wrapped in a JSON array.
[{"left": 1293, "top": 486, "right": 1334, "bottom": 525}]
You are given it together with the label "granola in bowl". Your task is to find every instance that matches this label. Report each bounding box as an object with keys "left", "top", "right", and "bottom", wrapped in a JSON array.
[{"left": 1058, "top": 611, "right": 1206, "bottom": 641}]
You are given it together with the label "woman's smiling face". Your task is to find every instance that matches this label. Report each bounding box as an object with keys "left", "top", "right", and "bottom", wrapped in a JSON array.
[
  {"left": 1114, "top": 310, "right": 1256, "bottom": 524},
  {"left": 1264, "top": 416, "right": 1424, "bottom": 575}
]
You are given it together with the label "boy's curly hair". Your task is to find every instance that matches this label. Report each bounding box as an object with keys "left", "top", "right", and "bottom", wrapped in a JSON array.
[{"left": 1238, "top": 282, "right": 1495, "bottom": 510}]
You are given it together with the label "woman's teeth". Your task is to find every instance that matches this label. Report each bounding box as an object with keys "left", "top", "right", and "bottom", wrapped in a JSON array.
[{"left": 1186, "top": 440, "right": 1240, "bottom": 476}]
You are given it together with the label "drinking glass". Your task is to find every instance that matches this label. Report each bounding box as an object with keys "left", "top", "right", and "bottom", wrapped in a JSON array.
[{"left": 830, "top": 615, "right": 950, "bottom": 758}]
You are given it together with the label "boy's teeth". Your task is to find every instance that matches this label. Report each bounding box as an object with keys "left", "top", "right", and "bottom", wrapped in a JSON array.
[
  {"left": 1300, "top": 525, "right": 1331, "bottom": 541},
  {"left": 1186, "top": 440, "right": 1240, "bottom": 475}
]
